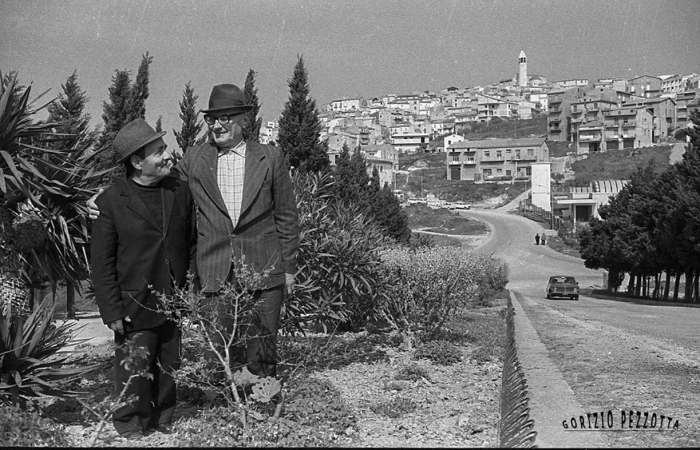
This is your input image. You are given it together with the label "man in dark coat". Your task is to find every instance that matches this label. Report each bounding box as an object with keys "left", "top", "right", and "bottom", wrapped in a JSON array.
[{"left": 91, "top": 119, "right": 197, "bottom": 439}]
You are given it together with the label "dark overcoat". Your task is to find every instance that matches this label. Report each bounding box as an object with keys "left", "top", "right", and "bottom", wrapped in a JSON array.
[{"left": 91, "top": 176, "right": 197, "bottom": 331}]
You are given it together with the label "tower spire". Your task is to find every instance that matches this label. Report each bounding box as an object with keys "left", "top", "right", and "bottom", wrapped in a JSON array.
[{"left": 518, "top": 50, "right": 527, "bottom": 88}]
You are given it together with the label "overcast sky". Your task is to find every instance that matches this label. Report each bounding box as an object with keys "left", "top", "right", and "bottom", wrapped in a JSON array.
[{"left": 2, "top": 0, "right": 699, "bottom": 149}]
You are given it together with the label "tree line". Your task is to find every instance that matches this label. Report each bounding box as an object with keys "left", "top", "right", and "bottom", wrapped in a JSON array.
[
  {"left": 1, "top": 53, "right": 410, "bottom": 317},
  {"left": 579, "top": 109, "right": 700, "bottom": 303}
]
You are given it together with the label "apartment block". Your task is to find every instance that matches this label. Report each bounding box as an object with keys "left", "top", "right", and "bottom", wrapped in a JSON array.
[
  {"left": 570, "top": 99, "right": 617, "bottom": 153},
  {"left": 477, "top": 94, "right": 515, "bottom": 122},
  {"left": 628, "top": 75, "right": 662, "bottom": 98},
  {"left": 628, "top": 97, "right": 676, "bottom": 141},
  {"left": 602, "top": 106, "right": 653, "bottom": 150},
  {"left": 391, "top": 132, "right": 430, "bottom": 154},
  {"left": 547, "top": 87, "right": 588, "bottom": 141},
  {"left": 676, "top": 89, "right": 700, "bottom": 129},
  {"left": 446, "top": 137, "right": 549, "bottom": 182},
  {"left": 330, "top": 98, "right": 362, "bottom": 112}
]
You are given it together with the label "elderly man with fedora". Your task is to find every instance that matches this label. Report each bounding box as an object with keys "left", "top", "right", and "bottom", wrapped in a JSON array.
[
  {"left": 174, "top": 83, "right": 299, "bottom": 381},
  {"left": 89, "top": 84, "right": 299, "bottom": 381},
  {"left": 91, "top": 118, "right": 197, "bottom": 439}
]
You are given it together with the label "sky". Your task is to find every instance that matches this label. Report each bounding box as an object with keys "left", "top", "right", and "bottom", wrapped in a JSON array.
[{"left": 2, "top": 0, "right": 699, "bottom": 150}]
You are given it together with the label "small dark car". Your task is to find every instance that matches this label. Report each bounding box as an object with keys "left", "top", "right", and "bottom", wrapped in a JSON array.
[{"left": 546, "top": 275, "right": 579, "bottom": 300}]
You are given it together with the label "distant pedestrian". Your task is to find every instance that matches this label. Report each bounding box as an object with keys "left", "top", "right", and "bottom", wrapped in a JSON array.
[
  {"left": 541, "top": 233, "right": 546, "bottom": 246},
  {"left": 535, "top": 233, "right": 540, "bottom": 245}
]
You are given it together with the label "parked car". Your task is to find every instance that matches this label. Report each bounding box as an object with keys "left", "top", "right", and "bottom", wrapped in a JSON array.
[
  {"left": 427, "top": 200, "right": 441, "bottom": 208},
  {"left": 546, "top": 275, "right": 579, "bottom": 300},
  {"left": 407, "top": 197, "right": 427, "bottom": 206},
  {"left": 440, "top": 201, "right": 454, "bottom": 209},
  {"left": 453, "top": 201, "right": 471, "bottom": 210}
]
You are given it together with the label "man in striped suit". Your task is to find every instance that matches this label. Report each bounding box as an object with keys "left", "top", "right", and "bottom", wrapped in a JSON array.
[{"left": 176, "top": 84, "right": 299, "bottom": 379}]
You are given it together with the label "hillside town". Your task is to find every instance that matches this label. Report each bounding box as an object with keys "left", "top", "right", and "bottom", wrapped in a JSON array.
[{"left": 259, "top": 51, "right": 698, "bottom": 192}]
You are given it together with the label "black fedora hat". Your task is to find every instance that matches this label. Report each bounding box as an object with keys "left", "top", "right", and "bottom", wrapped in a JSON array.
[
  {"left": 113, "top": 118, "right": 166, "bottom": 163},
  {"left": 201, "top": 84, "right": 254, "bottom": 115}
]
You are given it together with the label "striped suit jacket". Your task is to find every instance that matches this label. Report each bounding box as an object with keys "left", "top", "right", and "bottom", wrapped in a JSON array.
[{"left": 176, "top": 141, "right": 299, "bottom": 292}]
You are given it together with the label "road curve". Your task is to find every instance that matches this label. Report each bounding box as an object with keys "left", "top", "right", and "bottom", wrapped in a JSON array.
[{"left": 460, "top": 204, "right": 700, "bottom": 447}]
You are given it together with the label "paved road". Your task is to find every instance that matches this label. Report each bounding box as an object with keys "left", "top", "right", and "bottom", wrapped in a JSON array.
[
  {"left": 460, "top": 204, "right": 700, "bottom": 447},
  {"left": 461, "top": 205, "right": 700, "bottom": 350}
]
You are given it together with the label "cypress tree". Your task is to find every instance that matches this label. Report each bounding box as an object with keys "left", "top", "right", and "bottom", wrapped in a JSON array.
[
  {"left": 155, "top": 115, "right": 163, "bottom": 133},
  {"left": 278, "top": 55, "right": 329, "bottom": 172},
  {"left": 94, "top": 69, "right": 132, "bottom": 175},
  {"left": 46, "top": 70, "right": 96, "bottom": 151},
  {"left": 129, "top": 52, "right": 153, "bottom": 120},
  {"left": 243, "top": 69, "right": 262, "bottom": 142},
  {"left": 174, "top": 82, "right": 203, "bottom": 153},
  {"left": 95, "top": 53, "right": 153, "bottom": 182},
  {"left": 46, "top": 70, "right": 97, "bottom": 318}
]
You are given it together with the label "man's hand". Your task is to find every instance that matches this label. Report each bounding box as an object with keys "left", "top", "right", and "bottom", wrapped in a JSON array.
[
  {"left": 284, "top": 273, "right": 295, "bottom": 297},
  {"left": 107, "top": 316, "right": 132, "bottom": 335},
  {"left": 87, "top": 188, "right": 104, "bottom": 220}
]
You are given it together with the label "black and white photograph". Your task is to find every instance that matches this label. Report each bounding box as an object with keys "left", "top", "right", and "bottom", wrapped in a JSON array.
[{"left": 1, "top": 0, "right": 699, "bottom": 447}]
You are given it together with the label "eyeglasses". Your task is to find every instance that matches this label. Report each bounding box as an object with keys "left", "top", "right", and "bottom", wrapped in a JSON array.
[{"left": 203, "top": 113, "right": 242, "bottom": 126}]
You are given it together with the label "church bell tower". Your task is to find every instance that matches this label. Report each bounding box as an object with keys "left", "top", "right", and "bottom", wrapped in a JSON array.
[{"left": 518, "top": 50, "right": 527, "bottom": 88}]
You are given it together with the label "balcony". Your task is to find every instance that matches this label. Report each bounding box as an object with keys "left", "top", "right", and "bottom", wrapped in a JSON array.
[
  {"left": 549, "top": 108, "right": 561, "bottom": 114},
  {"left": 605, "top": 122, "right": 619, "bottom": 128},
  {"left": 579, "top": 134, "right": 602, "bottom": 141},
  {"left": 549, "top": 116, "right": 561, "bottom": 123},
  {"left": 621, "top": 121, "right": 637, "bottom": 127}
]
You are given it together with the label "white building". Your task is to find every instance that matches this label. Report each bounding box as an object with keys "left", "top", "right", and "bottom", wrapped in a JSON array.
[{"left": 530, "top": 162, "right": 552, "bottom": 212}]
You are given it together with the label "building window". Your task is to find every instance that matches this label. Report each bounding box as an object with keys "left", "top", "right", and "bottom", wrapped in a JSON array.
[
  {"left": 506, "top": 149, "right": 511, "bottom": 154},
  {"left": 496, "top": 150, "right": 502, "bottom": 158},
  {"left": 506, "top": 169, "right": 511, "bottom": 176},
  {"left": 483, "top": 169, "right": 492, "bottom": 176},
  {"left": 527, "top": 148, "right": 534, "bottom": 157},
  {"left": 497, "top": 168, "right": 503, "bottom": 174},
  {"left": 515, "top": 149, "right": 521, "bottom": 159},
  {"left": 484, "top": 151, "right": 490, "bottom": 158}
]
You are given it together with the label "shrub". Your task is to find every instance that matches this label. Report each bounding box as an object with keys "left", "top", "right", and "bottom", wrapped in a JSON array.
[
  {"left": 156, "top": 266, "right": 283, "bottom": 428},
  {"left": 287, "top": 171, "right": 393, "bottom": 333},
  {"left": 379, "top": 247, "right": 508, "bottom": 347},
  {"left": 173, "top": 376, "right": 357, "bottom": 447},
  {"left": 0, "top": 299, "right": 100, "bottom": 408},
  {"left": 0, "top": 407, "right": 70, "bottom": 446},
  {"left": 413, "top": 340, "right": 463, "bottom": 366}
]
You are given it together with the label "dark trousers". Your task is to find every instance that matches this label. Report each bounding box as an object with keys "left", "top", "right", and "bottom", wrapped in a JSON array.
[
  {"left": 203, "top": 284, "right": 284, "bottom": 379},
  {"left": 113, "top": 320, "right": 181, "bottom": 434}
]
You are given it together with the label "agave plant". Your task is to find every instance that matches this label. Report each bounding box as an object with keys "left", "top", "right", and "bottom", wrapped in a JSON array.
[
  {"left": 0, "top": 299, "right": 100, "bottom": 409},
  {"left": 1, "top": 71, "right": 108, "bottom": 300}
]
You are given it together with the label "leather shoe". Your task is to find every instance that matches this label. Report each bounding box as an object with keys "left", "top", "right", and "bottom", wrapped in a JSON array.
[{"left": 119, "top": 429, "right": 144, "bottom": 440}]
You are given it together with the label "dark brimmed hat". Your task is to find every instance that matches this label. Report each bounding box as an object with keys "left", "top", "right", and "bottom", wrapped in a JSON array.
[
  {"left": 113, "top": 118, "right": 166, "bottom": 164},
  {"left": 201, "top": 84, "right": 254, "bottom": 115}
]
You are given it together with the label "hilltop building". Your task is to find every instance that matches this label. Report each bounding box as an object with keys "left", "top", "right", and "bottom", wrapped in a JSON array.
[{"left": 446, "top": 137, "right": 549, "bottom": 182}]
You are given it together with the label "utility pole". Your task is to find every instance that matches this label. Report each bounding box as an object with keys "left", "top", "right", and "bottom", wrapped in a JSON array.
[{"left": 420, "top": 168, "right": 423, "bottom": 197}]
